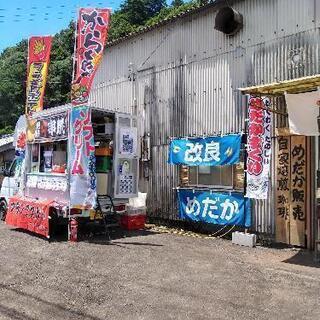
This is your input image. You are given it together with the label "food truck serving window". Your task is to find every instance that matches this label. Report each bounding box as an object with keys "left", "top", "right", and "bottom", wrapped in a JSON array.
[
  {"left": 27, "top": 112, "right": 68, "bottom": 175},
  {"left": 29, "top": 142, "right": 67, "bottom": 174}
]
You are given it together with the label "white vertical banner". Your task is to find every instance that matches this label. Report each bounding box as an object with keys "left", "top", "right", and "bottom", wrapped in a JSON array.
[{"left": 246, "top": 95, "right": 272, "bottom": 199}]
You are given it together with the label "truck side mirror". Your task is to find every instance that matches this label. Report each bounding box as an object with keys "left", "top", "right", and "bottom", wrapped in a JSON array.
[{"left": 3, "top": 169, "right": 12, "bottom": 177}]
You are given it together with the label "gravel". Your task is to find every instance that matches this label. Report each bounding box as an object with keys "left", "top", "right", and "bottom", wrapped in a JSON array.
[{"left": 0, "top": 223, "right": 320, "bottom": 320}]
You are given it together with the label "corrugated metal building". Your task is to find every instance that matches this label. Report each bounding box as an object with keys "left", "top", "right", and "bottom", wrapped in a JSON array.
[{"left": 89, "top": 0, "right": 320, "bottom": 241}]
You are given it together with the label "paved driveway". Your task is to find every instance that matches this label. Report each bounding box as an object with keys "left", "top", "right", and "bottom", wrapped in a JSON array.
[{"left": 0, "top": 223, "right": 319, "bottom": 320}]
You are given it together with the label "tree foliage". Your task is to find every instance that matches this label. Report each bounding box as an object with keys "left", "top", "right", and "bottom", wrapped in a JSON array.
[
  {"left": 172, "top": 0, "right": 184, "bottom": 7},
  {"left": 0, "top": 0, "right": 198, "bottom": 135}
]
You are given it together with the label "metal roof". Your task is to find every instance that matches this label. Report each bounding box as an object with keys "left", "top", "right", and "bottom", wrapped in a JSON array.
[
  {"left": 106, "top": 0, "right": 240, "bottom": 48},
  {"left": 0, "top": 134, "right": 14, "bottom": 149}
]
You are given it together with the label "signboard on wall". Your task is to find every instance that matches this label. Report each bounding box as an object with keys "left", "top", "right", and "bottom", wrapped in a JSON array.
[
  {"left": 275, "top": 136, "right": 307, "bottom": 247},
  {"left": 168, "top": 134, "right": 242, "bottom": 166}
]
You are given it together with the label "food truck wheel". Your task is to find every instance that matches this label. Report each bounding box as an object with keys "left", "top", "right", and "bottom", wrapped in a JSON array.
[{"left": 0, "top": 200, "right": 7, "bottom": 221}]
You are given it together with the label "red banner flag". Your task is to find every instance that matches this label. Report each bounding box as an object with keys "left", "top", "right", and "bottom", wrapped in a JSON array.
[
  {"left": 26, "top": 36, "right": 52, "bottom": 116},
  {"left": 71, "top": 8, "right": 111, "bottom": 106}
]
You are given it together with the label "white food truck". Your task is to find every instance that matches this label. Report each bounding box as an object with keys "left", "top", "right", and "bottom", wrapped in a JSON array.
[{"left": 0, "top": 104, "right": 139, "bottom": 239}]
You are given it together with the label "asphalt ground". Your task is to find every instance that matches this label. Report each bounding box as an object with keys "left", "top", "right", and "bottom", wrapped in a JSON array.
[{"left": 0, "top": 222, "right": 319, "bottom": 320}]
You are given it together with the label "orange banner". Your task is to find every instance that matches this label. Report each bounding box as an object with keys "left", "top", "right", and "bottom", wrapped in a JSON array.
[{"left": 26, "top": 36, "right": 52, "bottom": 116}]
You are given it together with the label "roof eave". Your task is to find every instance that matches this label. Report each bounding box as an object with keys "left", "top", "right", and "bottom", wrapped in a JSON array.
[{"left": 238, "top": 74, "right": 320, "bottom": 95}]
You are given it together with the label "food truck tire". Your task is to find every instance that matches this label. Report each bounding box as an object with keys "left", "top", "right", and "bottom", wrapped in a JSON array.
[
  {"left": 49, "top": 208, "right": 59, "bottom": 237},
  {"left": 0, "top": 199, "right": 7, "bottom": 221}
]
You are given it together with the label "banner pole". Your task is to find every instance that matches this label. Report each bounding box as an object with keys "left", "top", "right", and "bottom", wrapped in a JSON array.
[
  {"left": 71, "top": 9, "right": 79, "bottom": 89},
  {"left": 244, "top": 94, "right": 249, "bottom": 229}
]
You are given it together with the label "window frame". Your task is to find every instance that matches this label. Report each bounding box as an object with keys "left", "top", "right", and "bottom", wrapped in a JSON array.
[
  {"left": 188, "top": 165, "right": 235, "bottom": 190},
  {"left": 185, "top": 141, "right": 246, "bottom": 192}
]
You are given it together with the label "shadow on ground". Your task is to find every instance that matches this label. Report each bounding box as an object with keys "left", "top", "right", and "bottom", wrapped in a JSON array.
[
  {"left": 0, "top": 283, "right": 104, "bottom": 320},
  {"left": 8, "top": 224, "right": 161, "bottom": 247},
  {"left": 282, "top": 250, "right": 320, "bottom": 268}
]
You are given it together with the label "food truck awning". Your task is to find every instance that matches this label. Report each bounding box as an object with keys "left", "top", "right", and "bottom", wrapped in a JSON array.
[{"left": 239, "top": 74, "right": 320, "bottom": 95}]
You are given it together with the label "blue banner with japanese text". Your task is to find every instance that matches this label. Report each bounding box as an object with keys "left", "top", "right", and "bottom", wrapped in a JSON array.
[
  {"left": 168, "top": 134, "right": 241, "bottom": 166},
  {"left": 178, "top": 189, "right": 251, "bottom": 227}
]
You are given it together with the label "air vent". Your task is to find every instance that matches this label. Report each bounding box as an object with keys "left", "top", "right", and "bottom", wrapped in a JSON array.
[{"left": 214, "top": 6, "right": 243, "bottom": 36}]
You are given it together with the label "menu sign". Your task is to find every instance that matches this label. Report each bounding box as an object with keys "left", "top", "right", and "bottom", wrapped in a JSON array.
[{"left": 30, "top": 113, "right": 68, "bottom": 142}]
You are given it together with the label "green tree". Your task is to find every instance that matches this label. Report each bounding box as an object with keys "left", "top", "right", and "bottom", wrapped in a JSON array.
[
  {"left": 108, "top": 11, "right": 137, "bottom": 42},
  {"left": 145, "top": 0, "right": 167, "bottom": 16},
  {"left": 0, "top": 0, "right": 199, "bottom": 133},
  {"left": 172, "top": 0, "right": 184, "bottom": 7},
  {"left": 120, "top": 0, "right": 167, "bottom": 25},
  {"left": 0, "top": 40, "right": 28, "bottom": 132},
  {"left": 45, "top": 22, "right": 75, "bottom": 108}
]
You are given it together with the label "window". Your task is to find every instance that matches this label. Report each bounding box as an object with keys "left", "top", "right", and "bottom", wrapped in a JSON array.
[
  {"left": 189, "top": 166, "right": 233, "bottom": 187},
  {"left": 184, "top": 147, "right": 245, "bottom": 191},
  {"left": 28, "top": 142, "right": 67, "bottom": 174}
]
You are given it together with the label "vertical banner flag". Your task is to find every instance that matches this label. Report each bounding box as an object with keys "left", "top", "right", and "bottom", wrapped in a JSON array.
[
  {"left": 246, "top": 95, "right": 272, "bottom": 199},
  {"left": 26, "top": 36, "right": 52, "bottom": 115},
  {"left": 178, "top": 189, "right": 251, "bottom": 227},
  {"left": 69, "top": 106, "right": 97, "bottom": 209},
  {"left": 71, "top": 8, "right": 111, "bottom": 106}
]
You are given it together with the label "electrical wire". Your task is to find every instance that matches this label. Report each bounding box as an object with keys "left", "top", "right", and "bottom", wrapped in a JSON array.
[{"left": 0, "top": 1, "right": 115, "bottom": 23}]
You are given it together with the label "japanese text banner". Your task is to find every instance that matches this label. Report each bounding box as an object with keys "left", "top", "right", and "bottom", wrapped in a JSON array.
[
  {"left": 69, "top": 106, "right": 97, "bottom": 209},
  {"left": 178, "top": 189, "right": 251, "bottom": 227},
  {"left": 168, "top": 134, "right": 241, "bottom": 166},
  {"left": 5, "top": 196, "right": 53, "bottom": 238},
  {"left": 26, "top": 36, "right": 52, "bottom": 115},
  {"left": 245, "top": 96, "right": 272, "bottom": 199},
  {"left": 71, "top": 8, "right": 111, "bottom": 106}
]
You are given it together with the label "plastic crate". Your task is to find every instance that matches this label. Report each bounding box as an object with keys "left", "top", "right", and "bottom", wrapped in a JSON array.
[
  {"left": 120, "top": 214, "right": 146, "bottom": 230},
  {"left": 126, "top": 206, "right": 146, "bottom": 216}
]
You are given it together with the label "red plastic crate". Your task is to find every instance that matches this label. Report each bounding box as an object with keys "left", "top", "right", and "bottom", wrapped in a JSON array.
[{"left": 120, "top": 214, "right": 146, "bottom": 230}]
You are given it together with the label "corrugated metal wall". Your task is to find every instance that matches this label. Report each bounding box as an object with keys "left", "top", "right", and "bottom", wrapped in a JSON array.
[{"left": 89, "top": 0, "right": 320, "bottom": 234}]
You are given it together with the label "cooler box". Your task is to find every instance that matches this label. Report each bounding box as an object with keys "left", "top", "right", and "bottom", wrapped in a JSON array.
[
  {"left": 97, "top": 173, "right": 111, "bottom": 195},
  {"left": 120, "top": 206, "right": 146, "bottom": 230}
]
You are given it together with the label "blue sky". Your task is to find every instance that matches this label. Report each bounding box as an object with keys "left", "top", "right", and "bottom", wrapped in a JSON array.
[{"left": 0, "top": 0, "right": 172, "bottom": 52}]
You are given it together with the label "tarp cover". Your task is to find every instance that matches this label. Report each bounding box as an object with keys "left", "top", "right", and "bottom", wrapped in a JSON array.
[{"left": 285, "top": 90, "right": 320, "bottom": 136}]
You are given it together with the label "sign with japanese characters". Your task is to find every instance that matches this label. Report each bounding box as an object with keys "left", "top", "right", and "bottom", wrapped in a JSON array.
[
  {"left": 26, "top": 174, "right": 68, "bottom": 192},
  {"left": 178, "top": 189, "right": 251, "bottom": 227},
  {"left": 28, "top": 113, "right": 68, "bottom": 142},
  {"left": 119, "top": 127, "right": 138, "bottom": 156},
  {"left": 69, "top": 106, "right": 97, "bottom": 209},
  {"left": 71, "top": 8, "right": 111, "bottom": 106},
  {"left": 26, "top": 36, "right": 52, "bottom": 115},
  {"left": 275, "top": 136, "right": 307, "bottom": 246},
  {"left": 5, "top": 196, "right": 53, "bottom": 238},
  {"left": 246, "top": 96, "right": 272, "bottom": 199},
  {"left": 275, "top": 136, "right": 291, "bottom": 243},
  {"left": 168, "top": 134, "right": 241, "bottom": 166}
]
